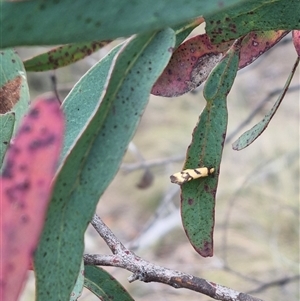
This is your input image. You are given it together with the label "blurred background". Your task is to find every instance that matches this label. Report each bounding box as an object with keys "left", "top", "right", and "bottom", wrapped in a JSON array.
[{"left": 19, "top": 29, "right": 299, "bottom": 301}]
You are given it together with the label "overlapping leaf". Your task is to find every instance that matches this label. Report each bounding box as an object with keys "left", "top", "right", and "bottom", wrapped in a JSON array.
[
  {"left": 34, "top": 29, "right": 175, "bottom": 301},
  {"left": 24, "top": 41, "right": 111, "bottom": 72},
  {"left": 0, "top": 49, "right": 30, "bottom": 131},
  {"left": 152, "top": 30, "right": 288, "bottom": 97},
  {"left": 84, "top": 265, "right": 134, "bottom": 301},
  {"left": 0, "top": 96, "right": 64, "bottom": 301},
  {"left": 180, "top": 41, "right": 241, "bottom": 257},
  {"left": 0, "top": 0, "right": 246, "bottom": 47},
  {"left": 206, "top": 0, "right": 300, "bottom": 44}
]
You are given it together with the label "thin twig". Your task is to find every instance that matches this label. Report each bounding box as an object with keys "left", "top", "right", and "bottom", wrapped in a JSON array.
[
  {"left": 121, "top": 155, "right": 185, "bottom": 173},
  {"left": 247, "top": 275, "right": 300, "bottom": 294},
  {"left": 85, "top": 214, "right": 263, "bottom": 301}
]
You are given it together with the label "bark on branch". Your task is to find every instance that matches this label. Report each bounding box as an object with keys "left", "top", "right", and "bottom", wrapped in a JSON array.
[{"left": 84, "top": 214, "right": 263, "bottom": 301}]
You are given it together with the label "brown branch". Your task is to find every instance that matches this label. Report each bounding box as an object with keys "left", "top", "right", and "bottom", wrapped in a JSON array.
[{"left": 85, "top": 214, "right": 263, "bottom": 301}]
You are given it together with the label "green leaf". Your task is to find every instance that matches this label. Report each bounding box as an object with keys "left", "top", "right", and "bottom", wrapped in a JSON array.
[
  {"left": 0, "top": 49, "right": 30, "bottom": 131},
  {"left": 0, "top": 112, "right": 15, "bottom": 166},
  {"left": 180, "top": 41, "right": 240, "bottom": 257},
  {"left": 70, "top": 261, "right": 84, "bottom": 301},
  {"left": 232, "top": 56, "right": 300, "bottom": 150},
  {"left": 60, "top": 43, "right": 122, "bottom": 160},
  {"left": 34, "top": 29, "right": 175, "bottom": 301},
  {"left": 173, "top": 17, "right": 205, "bottom": 48},
  {"left": 24, "top": 41, "right": 111, "bottom": 72},
  {"left": 84, "top": 265, "right": 134, "bottom": 301},
  {"left": 0, "top": 0, "right": 247, "bottom": 47},
  {"left": 206, "top": 0, "right": 300, "bottom": 44}
]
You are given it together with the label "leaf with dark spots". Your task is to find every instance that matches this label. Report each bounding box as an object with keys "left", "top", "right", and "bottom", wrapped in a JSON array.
[
  {"left": 205, "top": 0, "right": 299, "bottom": 44},
  {"left": 239, "top": 30, "right": 288, "bottom": 68},
  {"left": 152, "top": 34, "right": 231, "bottom": 97},
  {"left": 24, "top": 41, "right": 112, "bottom": 72},
  {"left": 180, "top": 41, "right": 240, "bottom": 257},
  {"left": 152, "top": 30, "right": 288, "bottom": 97},
  {"left": 0, "top": 95, "right": 64, "bottom": 301},
  {"left": 34, "top": 29, "right": 175, "bottom": 301}
]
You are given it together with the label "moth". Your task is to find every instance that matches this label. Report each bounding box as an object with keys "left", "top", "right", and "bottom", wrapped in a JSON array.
[{"left": 170, "top": 167, "right": 215, "bottom": 185}]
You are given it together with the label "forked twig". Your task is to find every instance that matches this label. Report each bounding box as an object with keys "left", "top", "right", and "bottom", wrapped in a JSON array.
[{"left": 84, "top": 214, "right": 263, "bottom": 301}]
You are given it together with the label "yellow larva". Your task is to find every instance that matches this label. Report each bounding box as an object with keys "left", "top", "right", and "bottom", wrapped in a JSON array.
[{"left": 170, "top": 167, "right": 215, "bottom": 185}]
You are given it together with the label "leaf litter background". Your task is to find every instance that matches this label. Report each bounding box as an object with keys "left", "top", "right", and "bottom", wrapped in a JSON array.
[{"left": 19, "top": 30, "right": 299, "bottom": 301}]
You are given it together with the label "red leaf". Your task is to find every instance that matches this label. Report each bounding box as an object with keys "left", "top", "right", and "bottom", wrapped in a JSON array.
[
  {"left": 239, "top": 30, "right": 288, "bottom": 68},
  {"left": 151, "top": 34, "right": 231, "bottom": 97},
  {"left": 292, "top": 30, "right": 300, "bottom": 56},
  {"left": 0, "top": 95, "right": 64, "bottom": 301},
  {"left": 152, "top": 31, "right": 288, "bottom": 97}
]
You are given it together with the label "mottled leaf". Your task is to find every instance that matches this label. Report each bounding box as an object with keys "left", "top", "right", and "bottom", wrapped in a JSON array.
[
  {"left": 84, "top": 265, "right": 134, "bottom": 301},
  {"left": 0, "top": 96, "right": 64, "bottom": 301},
  {"left": 0, "top": 112, "right": 15, "bottom": 166},
  {"left": 180, "top": 41, "right": 241, "bottom": 257},
  {"left": 206, "top": 0, "right": 300, "bottom": 44},
  {"left": 232, "top": 57, "right": 299, "bottom": 150},
  {"left": 238, "top": 30, "right": 288, "bottom": 68},
  {"left": 152, "top": 30, "right": 287, "bottom": 97},
  {"left": 0, "top": 49, "right": 30, "bottom": 130},
  {"left": 0, "top": 0, "right": 246, "bottom": 47},
  {"left": 34, "top": 29, "right": 175, "bottom": 301},
  {"left": 24, "top": 41, "right": 111, "bottom": 72}
]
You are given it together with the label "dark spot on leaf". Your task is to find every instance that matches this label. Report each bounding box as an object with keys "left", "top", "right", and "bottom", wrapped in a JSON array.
[
  {"left": 21, "top": 215, "right": 30, "bottom": 224},
  {"left": 28, "top": 107, "right": 40, "bottom": 119},
  {"left": 188, "top": 198, "right": 194, "bottom": 205},
  {"left": 20, "top": 124, "right": 32, "bottom": 133},
  {"left": 200, "top": 241, "right": 213, "bottom": 257},
  {"left": 28, "top": 134, "right": 56, "bottom": 150}
]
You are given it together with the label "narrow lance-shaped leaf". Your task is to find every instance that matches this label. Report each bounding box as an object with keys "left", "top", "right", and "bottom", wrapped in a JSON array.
[
  {"left": 0, "top": 95, "right": 64, "bottom": 301},
  {"left": 180, "top": 40, "right": 241, "bottom": 257},
  {"left": 34, "top": 29, "right": 175, "bottom": 301},
  {"left": 152, "top": 30, "right": 288, "bottom": 97},
  {"left": 84, "top": 265, "right": 134, "bottom": 301},
  {"left": 0, "top": 0, "right": 246, "bottom": 48},
  {"left": 24, "top": 40, "right": 112, "bottom": 72},
  {"left": 232, "top": 56, "right": 300, "bottom": 150}
]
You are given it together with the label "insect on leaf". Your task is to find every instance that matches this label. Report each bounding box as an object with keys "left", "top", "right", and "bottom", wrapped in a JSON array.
[{"left": 180, "top": 40, "right": 241, "bottom": 257}]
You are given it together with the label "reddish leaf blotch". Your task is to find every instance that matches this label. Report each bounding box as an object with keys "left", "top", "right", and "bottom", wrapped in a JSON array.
[
  {"left": 152, "top": 31, "right": 288, "bottom": 97},
  {"left": 292, "top": 30, "right": 300, "bottom": 57},
  {"left": 0, "top": 95, "right": 64, "bottom": 301}
]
